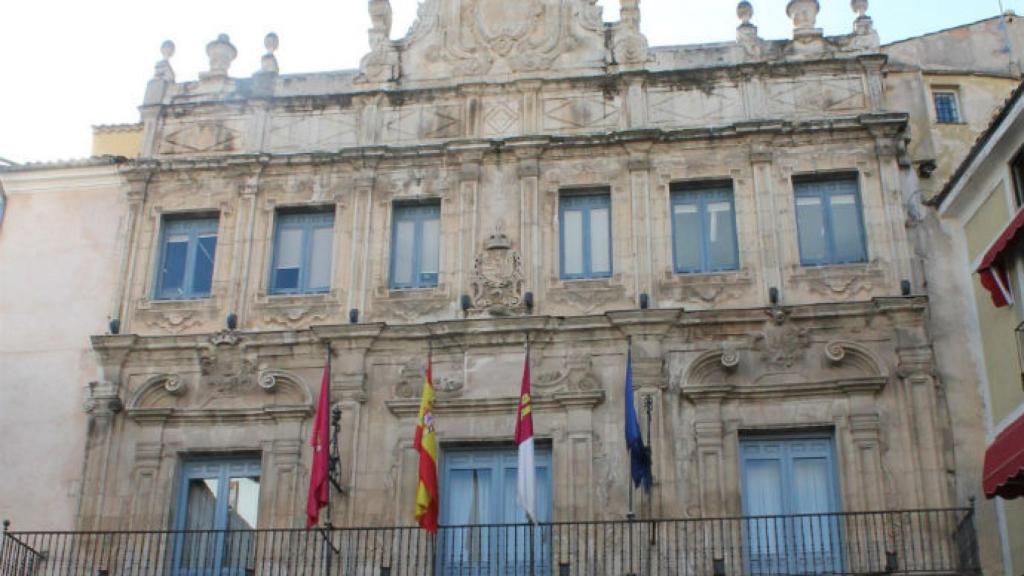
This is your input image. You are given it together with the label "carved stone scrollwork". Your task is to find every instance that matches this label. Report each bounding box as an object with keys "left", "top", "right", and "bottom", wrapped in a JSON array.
[
  {"left": 535, "top": 354, "right": 601, "bottom": 393},
  {"left": 754, "top": 308, "right": 809, "bottom": 369},
  {"left": 163, "top": 374, "right": 187, "bottom": 396},
  {"left": 394, "top": 358, "right": 464, "bottom": 399},
  {"left": 720, "top": 348, "right": 741, "bottom": 371},
  {"left": 470, "top": 227, "right": 526, "bottom": 316},
  {"left": 825, "top": 341, "right": 847, "bottom": 364}
]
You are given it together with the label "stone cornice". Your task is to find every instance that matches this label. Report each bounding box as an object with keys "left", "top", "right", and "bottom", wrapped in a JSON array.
[
  {"left": 682, "top": 376, "right": 887, "bottom": 402},
  {"left": 92, "top": 297, "right": 928, "bottom": 355},
  {"left": 134, "top": 113, "right": 907, "bottom": 175},
  {"left": 127, "top": 405, "right": 312, "bottom": 425}
]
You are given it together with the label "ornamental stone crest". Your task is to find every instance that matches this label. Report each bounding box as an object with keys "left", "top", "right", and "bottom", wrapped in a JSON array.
[
  {"left": 470, "top": 227, "right": 525, "bottom": 316},
  {"left": 368, "top": 0, "right": 608, "bottom": 83},
  {"left": 753, "top": 308, "right": 810, "bottom": 369}
]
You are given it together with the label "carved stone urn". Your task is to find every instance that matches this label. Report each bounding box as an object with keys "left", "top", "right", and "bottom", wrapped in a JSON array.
[
  {"left": 786, "top": 0, "right": 821, "bottom": 37},
  {"left": 202, "top": 34, "right": 237, "bottom": 79}
]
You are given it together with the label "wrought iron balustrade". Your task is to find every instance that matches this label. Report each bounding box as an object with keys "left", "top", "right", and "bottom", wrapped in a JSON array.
[{"left": 1, "top": 507, "right": 979, "bottom": 576}]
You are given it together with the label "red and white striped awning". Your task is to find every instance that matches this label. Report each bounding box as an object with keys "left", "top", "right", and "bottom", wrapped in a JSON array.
[
  {"left": 976, "top": 208, "right": 1024, "bottom": 308},
  {"left": 983, "top": 413, "right": 1024, "bottom": 499}
]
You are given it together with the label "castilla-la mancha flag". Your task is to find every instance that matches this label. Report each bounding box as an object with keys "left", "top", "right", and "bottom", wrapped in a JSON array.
[
  {"left": 515, "top": 347, "right": 537, "bottom": 523},
  {"left": 306, "top": 357, "right": 331, "bottom": 528},
  {"left": 414, "top": 356, "right": 440, "bottom": 533}
]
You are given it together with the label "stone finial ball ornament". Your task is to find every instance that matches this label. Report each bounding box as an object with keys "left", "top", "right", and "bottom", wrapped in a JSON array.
[
  {"left": 737, "top": 1, "right": 754, "bottom": 24},
  {"left": 160, "top": 40, "right": 175, "bottom": 60},
  {"left": 265, "top": 32, "right": 279, "bottom": 53}
]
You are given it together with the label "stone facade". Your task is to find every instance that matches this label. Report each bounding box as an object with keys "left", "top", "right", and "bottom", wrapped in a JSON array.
[{"left": 7, "top": 1, "right": 1024, "bottom": 574}]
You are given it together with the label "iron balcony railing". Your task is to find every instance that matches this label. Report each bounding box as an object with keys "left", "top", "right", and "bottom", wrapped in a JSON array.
[{"left": 1, "top": 507, "right": 979, "bottom": 576}]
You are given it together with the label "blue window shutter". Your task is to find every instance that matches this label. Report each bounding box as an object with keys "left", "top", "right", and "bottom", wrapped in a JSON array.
[
  {"left": 794, "top": 176, "right": 867, "bottom": 267},
  {"left": 559, "top": 192, "right": 612, "bottom": 280},
  {"left": 741, "top": 437, "right": 843, "bottom": 575},
  {"left": 271, "top": 210, "right": 334, "bottom": 294},
  {"left": 155, "top": 217, "right": 219, "bottom": 300},
  {"left": 671, "top": 185, "right": 739, "bottom": 274},
  {"left": 390, "top": 201, "right": 441, "bottom": 289}
]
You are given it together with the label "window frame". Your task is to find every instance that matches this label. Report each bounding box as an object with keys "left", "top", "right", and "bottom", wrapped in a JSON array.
[
  {"left": 670, "top": 182, "right": 740, "bottom": 274},
  {"left": 793, "top": 174, "right": 869, "bottom": 267},
  {"left": 932, "top": 89, "right": 962, "bottom": 124},
  {"left": 389, "top": 200, "right": 442, "bottom": 290},
  {"left": 1010, "top": 146, "right": 1024, "bottom": 209},
  {"left": 558, "top": 190, "right": 613, "bottom": 280},
  {"left": 269, "top": 208, "right": 335, "bottom": 295},
  {"left": 154, "top": 215, "right": 220, "bottom": 301}
]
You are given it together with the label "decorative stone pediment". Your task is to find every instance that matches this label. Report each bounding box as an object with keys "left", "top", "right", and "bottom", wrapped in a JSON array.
[
  {"left": 126, "top": 367, "right": 311, "bottom": 420},
  {"left": 364, "top": 0, "right": 608, "bottom": 84}
]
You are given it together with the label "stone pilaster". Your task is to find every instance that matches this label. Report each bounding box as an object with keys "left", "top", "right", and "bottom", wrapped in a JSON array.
[{"left": 749, "top": 140, "right": 781, "bottom": 304}]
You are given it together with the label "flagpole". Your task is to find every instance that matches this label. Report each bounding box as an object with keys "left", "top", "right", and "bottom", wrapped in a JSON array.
[
  {"left": 627, "top": 337, "right": 636, "bottom": 522},
  {"left": 323, "top": 345, "right": 333, "bottom": 576}
]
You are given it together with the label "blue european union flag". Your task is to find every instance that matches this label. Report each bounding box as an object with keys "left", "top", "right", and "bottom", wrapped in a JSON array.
[{"left": 624, "top": 349, "right": 652, "bottom": 493}]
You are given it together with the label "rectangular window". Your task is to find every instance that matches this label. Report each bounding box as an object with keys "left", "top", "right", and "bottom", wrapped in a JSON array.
[
  {"left": 671, "top": 183, "right": 739, "bottom": 274},
  {"left": 560, "top": 191, "right": 612, "bottom": 280},
  {"left": 390, "top": 201, "right": 441, "bottom": 289},
  {"left": 270, "top": 209, "right": 334, "bottom": 294},
  {"left": 173, "top": 457, "right": 261, "bottom": 574},
  {"left": 155, "top": 216, "right": 219, "bottom": 300},
  {"left": 741, "top": 436, "right": 842, "bottom": 575},
  {"left": 794, "top": 176, "right": 868, "bottom": 266},
  {"left": 440, "top": 447, "right": 552, "bottom": 573},
  {"left": 1011, "top": 147, "right": 1024, "bottom": 209},
  {"left": 933, "top": 90, "right": 961, "bottom": 124}
]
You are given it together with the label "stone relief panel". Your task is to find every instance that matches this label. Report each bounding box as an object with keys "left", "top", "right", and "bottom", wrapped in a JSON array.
[
  {"left": 480, "top": 96, "right": 524, "bottom": 138},
  {"left": 647, "top": 84, "right": 744, "bottom": 128},
  {"left": 381, "top": 104, "right": 463, "bottom": 144},
  {"left": 268, "top": 111, "right": 359, "bottom": 153},
  {"left": 766, "top": 75, "right": 867, "bottom": 117},
  {"left": 158, "top": 118, "right": 247, "bottom": 155},
  {"left": 542, "top": 93, "right": 621, "bottom": 132}
]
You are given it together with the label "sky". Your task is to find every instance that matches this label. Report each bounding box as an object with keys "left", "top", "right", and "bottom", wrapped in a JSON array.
[{"left": 1, "top": 0, "right": 1021, "bottom": 163}]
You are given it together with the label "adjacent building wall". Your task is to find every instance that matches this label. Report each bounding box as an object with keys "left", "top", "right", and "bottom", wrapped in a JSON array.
[{"left": 0, "top": 163, "right": 127, "bottom": 530}]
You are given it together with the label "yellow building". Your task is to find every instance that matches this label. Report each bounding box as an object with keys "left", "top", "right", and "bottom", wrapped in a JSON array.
[
  {"left": 91, "top": 123, "right": 143, "bottom": 158},
  {"left": 935, "top": 80, "right": 1024, "bottom": 575}
]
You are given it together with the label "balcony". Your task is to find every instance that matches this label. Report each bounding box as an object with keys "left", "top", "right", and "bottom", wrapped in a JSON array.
[{"left": 1, "top": 508, "right": 979, "bottom": 575}]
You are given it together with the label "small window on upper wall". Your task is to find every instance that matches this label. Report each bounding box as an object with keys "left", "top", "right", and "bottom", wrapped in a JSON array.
[
  {"left": 671, "top": 182, "right": 739, "bottom": 274},
  {"left": 933, "top": 90, "right": 961, "bottom": 124},
  {"left": 560, "top": 190, "right": 612, "bottom": 280},
  {"left": 270, "top": 209, "right": 335, "bottom": 295},
  {"left": 390, "top": 201, "right": 441, "bottom": 290},
  {"left": 155, "top": 216, "right": 219, "bottom": 300},
  {"left": 1010, "top": 147, "right": 1024, "bottom": 209},
  {"left": 794, "top": 175, "right": 868, "bottom": 267}
]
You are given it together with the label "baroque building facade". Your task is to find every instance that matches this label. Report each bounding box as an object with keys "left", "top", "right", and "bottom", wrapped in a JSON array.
[{"left": 5, "top": 1, "right": 1024, "bottom": 575}]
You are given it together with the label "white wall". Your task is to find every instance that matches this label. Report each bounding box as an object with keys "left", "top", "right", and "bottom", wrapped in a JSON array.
[{"left": 0, "top": 164, "right": 125, "bottom": 530}]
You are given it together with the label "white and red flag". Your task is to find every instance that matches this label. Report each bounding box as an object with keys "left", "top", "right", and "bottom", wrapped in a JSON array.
[
  {"left": 306, "top": 356, "right": 331, "bottom": 528},
  {"left": 514, "top": 344, "right": 537, "bottom": 523}
]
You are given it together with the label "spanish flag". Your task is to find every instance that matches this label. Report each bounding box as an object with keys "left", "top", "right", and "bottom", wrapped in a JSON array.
[{"left": 414, "top": 355, "right": 439, "bottom": 533}]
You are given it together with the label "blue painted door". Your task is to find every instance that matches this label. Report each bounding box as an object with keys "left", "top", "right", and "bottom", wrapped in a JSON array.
[
  {"left": 173, "top": 458, "right": 261, "bottom": 576},
  {"left": 440, "top": 447, "right": 552, "bottom": 575},
  {"left": 741, "top": 437, "right": 843, "bottom": 575}
]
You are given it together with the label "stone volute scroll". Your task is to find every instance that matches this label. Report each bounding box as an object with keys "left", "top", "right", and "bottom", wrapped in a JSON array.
[{"left": 470, "top": 226, "right": 526, "bottom": 316}]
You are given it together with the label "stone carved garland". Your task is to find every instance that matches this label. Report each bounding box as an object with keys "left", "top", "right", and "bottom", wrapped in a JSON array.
[
  {"left": 534, "top": 353, "right": 601, "bottom": 393},
  {"left": 470, "top": 229, "right": 525, "bottom": 316}
]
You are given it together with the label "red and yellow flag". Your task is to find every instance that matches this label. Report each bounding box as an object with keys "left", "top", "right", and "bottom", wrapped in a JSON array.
[{"left": 414, "top": 356, "right": 439, "bottom": 533}]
